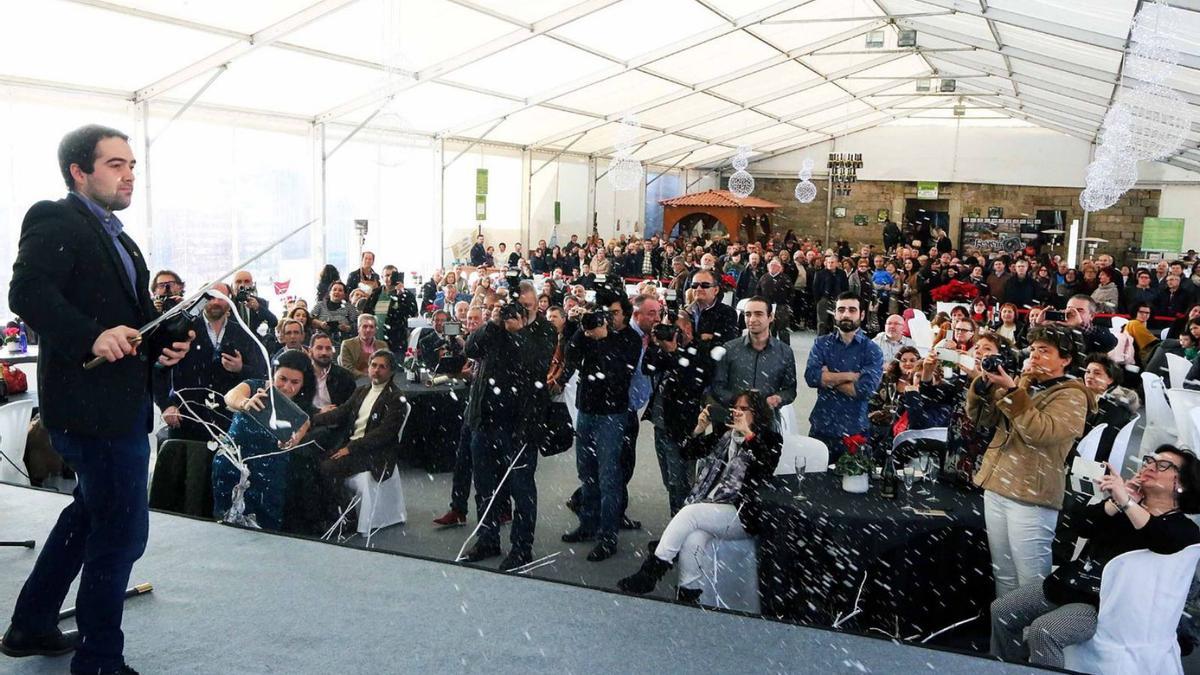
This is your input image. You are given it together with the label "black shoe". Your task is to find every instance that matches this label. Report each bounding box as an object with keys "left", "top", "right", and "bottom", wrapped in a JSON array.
[
  {"left": 617, "top": 554, "right": 672, "bottom": 594},
  {"left": 565, "top": 497, "right": 580, "bottom": 515},
  {"left": 0, "top": 626, "right": 80, "bottom": 658},
  {"left": 677, "top": 587, "right": 703, "bottom": 605},
  {"left": 587, "top": 540, "right": 617, "bottom": 562},
  {"left": 460, "top": 542, "right": 501, "bottom": 563},
  {"left": 619, "top": 515, "right": 642, "bottom": 531},
  {"left": 560, "top": 527, "right": 595, "bottom": 543},
  {"left": 499, "top": 550, "right": 533, "bottom": 572},
  {"left": 82, "top": 665, "right": 138, "bottom": 675}
]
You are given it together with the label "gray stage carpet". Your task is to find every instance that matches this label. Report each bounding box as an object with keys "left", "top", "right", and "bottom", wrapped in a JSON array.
[{"left": 0, "top": 485, "right": 1046, "bottom": 674}]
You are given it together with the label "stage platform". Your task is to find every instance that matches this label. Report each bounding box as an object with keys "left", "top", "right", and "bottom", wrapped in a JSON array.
[{"left": 0, "top": 485, "right": 1045, "bottom": 674}]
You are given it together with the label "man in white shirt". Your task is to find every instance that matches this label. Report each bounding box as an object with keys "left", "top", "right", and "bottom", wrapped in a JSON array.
[{"left": 873, "top": 314, "right": 914, "bottom": 363}]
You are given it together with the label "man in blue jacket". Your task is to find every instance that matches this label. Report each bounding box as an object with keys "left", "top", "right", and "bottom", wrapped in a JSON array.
[{"left": 804, "top": 292, "right": 883, "bottom": 460}]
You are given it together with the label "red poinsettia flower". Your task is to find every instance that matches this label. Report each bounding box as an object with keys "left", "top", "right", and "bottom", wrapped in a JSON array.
[
  {"left": 930, "top": 279, "right": 980, "bottom": 303},
  {"left": 721, "top": 274, "right": 735, "bottom": 288},
  {"left": 3, "top": 327, "right": 19, "bottom": 338}
]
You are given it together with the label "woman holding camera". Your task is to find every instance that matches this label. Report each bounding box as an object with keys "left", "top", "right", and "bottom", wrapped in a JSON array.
[
  {"left": 967, "top": 325, "right": 1096, "bottom": 598},
  {"left": 617, "top": 390, "right": 781, "bottom": 603},
  {"left": 991, "top": 445, "right": 1200, "bottom": 667}
]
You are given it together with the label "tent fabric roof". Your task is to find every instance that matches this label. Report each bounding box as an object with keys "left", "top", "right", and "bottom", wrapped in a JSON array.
[
  {"left": 4, "top": 0, "right": 1199, "bottom": 174},
  {"left": 659, "top": 189, "right": 780, "bottom": 209}
]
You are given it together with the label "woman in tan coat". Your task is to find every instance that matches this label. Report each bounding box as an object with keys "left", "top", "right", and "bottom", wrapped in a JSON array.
[{"left": 966, "top": 324, "right": 1096, "bottom": 599}]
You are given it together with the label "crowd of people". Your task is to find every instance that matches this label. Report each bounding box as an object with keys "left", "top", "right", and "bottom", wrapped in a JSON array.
[{"left": 138, "top": 225, "right": 1200, "bottom": 669}]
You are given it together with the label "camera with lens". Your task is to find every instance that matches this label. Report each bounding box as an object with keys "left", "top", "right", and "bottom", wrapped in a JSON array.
[
  {"left": 652, "top": 323, "right": 677, "bottom": 342},
  {"left": 498, "top": 302, "right": 526, "bottom": 322},
  {"left": 1041, "top": 309, "right": 1067, "bottom": 323},
  {"left": 581, "top": 309, "right": 609, "bottom": 331},
  {"left": 981, "top": 351, "right": 1017, "bottom": 375},
  {"left": 234, "top": 286, "right": 255, "bottom": 304},
  {"left": 155, "top": 295, "right": 182, "bottom": 313}
]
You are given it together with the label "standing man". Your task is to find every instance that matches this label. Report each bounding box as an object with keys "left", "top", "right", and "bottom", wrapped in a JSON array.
[
  {"left": 710, "top": 297, "right": 797, "bottom": 427},
  {"left": 338, "top": 314, "right": 388, "bottom": 379},
  {"left": 804, "top": 292, "right": 883, "bottom": 460},
  {"left": 812, "top": 255, "right": 848, "bottom": 335},
  {"left": 230, "top": 270, "right": 278, "bottom": 345},
  {"left": 470, "top": 235, "right": 487, "bottom": 267},
  {"left": 2, "top": 125, "right": 193, "bottom": 673},
  {"left": 618, "top": 294, "right": 661, "bottom": 530},
  {"left": 756, "top": 258, "right": 793, "bottom": 342}
]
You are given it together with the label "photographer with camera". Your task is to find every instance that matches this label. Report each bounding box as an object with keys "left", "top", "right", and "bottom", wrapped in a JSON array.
[
  {"left": 562, "top": 294, "right": 643, "bottom": 562},
  {"left": 644, "top": 310, "right": 705, "bottom": 515},
  {"left": 966, "top": 324, "right": 1096, "bottom": 599},
  {"left": 311, "top": 280, "right": 359, "bottom": 351},
  {"left": 382, "top": 271, "right": 417, "bottom": 349},
  {"left": 1029, "top": 295, "right": 1116, "bottom": 365},
  {"left": 231, "top": 270, "right": 277, "bottom": 347},
  {"left": 150, "top": 269, "right": 185, "bottom": 317}
]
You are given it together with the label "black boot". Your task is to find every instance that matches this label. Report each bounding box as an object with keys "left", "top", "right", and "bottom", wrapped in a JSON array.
[
  {"left": 676, "top": 587, "right": 703, "bottom": 605},
  {"left": 617, "top": 554, "right": 672, "bottom": 594}
]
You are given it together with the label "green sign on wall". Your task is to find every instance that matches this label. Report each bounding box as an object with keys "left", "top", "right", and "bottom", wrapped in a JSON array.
[
  {"left": 917, "top": 181, "right": 939, "bottom": 199},
  {"left": 1143, "top": 217, "right": 1185, "bottom": 251},
  {"left": 475, "top": 194, "right": 487, "bottom": 221},
  {"left": 475, "top": 168, "right": 489, "bottom": 195}
]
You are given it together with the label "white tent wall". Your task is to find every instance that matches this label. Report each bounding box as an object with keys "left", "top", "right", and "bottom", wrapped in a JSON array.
[
  {"left": 593, "top": 168, "right": 644, "bottom": 241},
  {"left": 528, "top": 153, "right": 589, "bottom": 248},
  {"left": 441, "top": 142, "right": 523, "bottom": 263}
]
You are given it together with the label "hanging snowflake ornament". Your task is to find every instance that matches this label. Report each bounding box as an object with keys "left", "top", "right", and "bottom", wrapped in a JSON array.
[
  {"left": 1131, "top": 0, "right": 1182, "bottom": 46},
  {"left": 728, "top": 145, "right": 755, "bottom": 198},
  {"left": 1127, "top": 33, "right": 1180, "bottom": 85},
  {"left": 608, "top": 152, "right": 644, "bottom": 191},
  {"left": 794, "top": 158, "right": 817, "bottom": 203},
  {"left": 614, "top": 114, "right": 641, "bottom": 152},
  {"left": 1118, "top": 83, "right": 1191, "bottom": 161}
]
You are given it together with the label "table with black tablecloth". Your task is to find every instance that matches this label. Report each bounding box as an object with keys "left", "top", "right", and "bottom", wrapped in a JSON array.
[
  {"left": 757, "top": 472, "right": 993, "bottom": 640},
  {"left": 392, "top": 375, "right": 467, "bottom": 473}
]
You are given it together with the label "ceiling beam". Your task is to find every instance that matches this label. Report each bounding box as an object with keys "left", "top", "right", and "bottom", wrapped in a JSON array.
[
  {"left": 761, "top": 11, "right": 952, "bottom": 24},
  {"left": 530, "top": 16, "right": 889, "bottom": 147},
  {"left": 441, "top": 0, "right": 824, "bottom": 138},
  {"left": 314, "top": 0, "right": 622, "bottom": 123},
  {"left": 133, "top": 0, "right": 360, "bottom": 102},
  {"left": 926, "top": 51, "right": 1114, "bottom": 107}
]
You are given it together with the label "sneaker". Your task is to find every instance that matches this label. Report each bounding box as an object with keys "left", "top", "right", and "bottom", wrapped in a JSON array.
[
  {"left": 587, "top": 540, "right": 617, "bottom": 562},
  {"left": 1, "top": 626, "right": 80, "bottom": 658},
  {"left": 499, "top": 550, "right": 533, "bottom": 572},
  {"left": 432, "top": 509, "right": 467, "bottom": 527},
  {"left": 561, "top": 527, "right": 595, "bottom": 543}
]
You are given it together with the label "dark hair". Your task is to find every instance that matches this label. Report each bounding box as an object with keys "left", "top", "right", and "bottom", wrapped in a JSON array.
[
  {"left": 836, "top": 290, "right": 861, "bottom": 308},
  {"left": 975, "top": 330, "right": 1013, "bottom": 353},
  {"left": 1154, "top": 444, "right": 1200, "bottom": 513},
  {"left": 369, "top": 349, "right": 397, "bottom": 372},
  {"left": 731, "top": 390, "right": 774, "bottom": 438},
  {"left": 328, "top": 280, "right": 347, "bottom": 294},
  {"left": 744, "top": 296, "right": 772, "bottom": 314},
  {"left": 273, "top": 349, "right": 316, "bottom": 411},
  {"left": 895, "top": 345, "right": 921, "bottom": 362},
  {"left": 319, "top": 264, "right": 341, "bottom": 285},
  {"left": 605, "top": 293, "right": 633, "bottom": 320},
  {"left": 1027, "top": 324, "right": 1078, "bottom": 366},
  {"left": 58, "top": 124, "right": 129, "bottom": 190},
  {"left": 1098, "top": 267, "right": 1115, "bottom": 284},
  {"left": 1084, "top": 353, "right": 1122, "bottom": 384},
  {"left": 309, "top": 331, "right": 332, "bottom": 347},
  {"left": 151, "top": 269, "right": 183, "bottom": 287}
]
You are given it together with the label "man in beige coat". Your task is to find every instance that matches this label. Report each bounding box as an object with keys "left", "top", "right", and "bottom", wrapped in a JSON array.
[
  {"left": 339, "top": 314, "right": 388, "bottom": 379},
  {"left": 966, "top": 324, "right": 1096, "bottom": 599}
]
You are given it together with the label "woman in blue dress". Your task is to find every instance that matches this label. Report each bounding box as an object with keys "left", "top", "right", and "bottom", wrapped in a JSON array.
[{"left": 212, "top": 349, "right": 314, "bottom": 530}]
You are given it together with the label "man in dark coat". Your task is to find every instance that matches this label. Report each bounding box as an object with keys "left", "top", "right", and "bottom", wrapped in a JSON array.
[
  {"left": 3, "top": 125, "right": 193, "bottom": 673},
  {"left": 308, "top": 351, "right": 406, "bottom": 481}
]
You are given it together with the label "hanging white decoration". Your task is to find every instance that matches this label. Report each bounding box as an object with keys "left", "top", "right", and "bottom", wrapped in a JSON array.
[
  {"left": 608, "top": 153, "right": 644, "bottom": 191},
  {"left": 794, "top": 157, "right": 817, "bottom": 203},
  {"left": 728, "top": 145, "right": 755, "bottom": 198},
  {"left": 1118, "top": 83, "right": 1191, "bottom": 161}
]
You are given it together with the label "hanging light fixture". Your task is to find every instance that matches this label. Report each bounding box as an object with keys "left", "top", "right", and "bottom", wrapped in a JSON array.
[
  {"left": 728, "top": 145, "right": 755, "bottom": 198},
  {"left": 794, "top": 158, "right": 817, "bottom": 203}
]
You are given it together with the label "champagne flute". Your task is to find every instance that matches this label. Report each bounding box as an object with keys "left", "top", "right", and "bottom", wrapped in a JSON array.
[{"left": 793, "top": 456, "right": 807, "bottom": 501}]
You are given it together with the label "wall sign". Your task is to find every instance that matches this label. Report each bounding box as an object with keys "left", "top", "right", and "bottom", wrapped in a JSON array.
[
  {"left": 1143, "top": 217, "right": 1185, "bottom": 251},
  {"left": 917, "top": 181, "right": 939, "bottom": 199},
  {"left": 853, "top": 214, "right": 868, "bottom": 226}
]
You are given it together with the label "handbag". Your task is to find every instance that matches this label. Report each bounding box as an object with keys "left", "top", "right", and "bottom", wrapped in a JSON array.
[
  {"left": 536, "top": 401, "right": 575, "bottom": 457},
  {"left": 0, "top": 363, "right": 27, "bottom": 395},
  {"left": 1042, "top": 555, "right": 1103, "bottom": 607}
]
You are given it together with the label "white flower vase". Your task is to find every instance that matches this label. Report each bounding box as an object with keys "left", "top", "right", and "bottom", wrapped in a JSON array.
[
  {"left": 842, "top": 473, "right": 869, "bottom": 494},
  {"left": 3, "top": 342, "right": 17, "bottom": 354}
]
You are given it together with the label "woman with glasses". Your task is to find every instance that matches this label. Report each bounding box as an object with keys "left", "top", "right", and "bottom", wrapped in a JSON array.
[
  {"left": 616, "top": 390, "right": 781, "bottom": 603},
  {"left": 991, "top": 445, "right": 1200, "bottom": 668}
]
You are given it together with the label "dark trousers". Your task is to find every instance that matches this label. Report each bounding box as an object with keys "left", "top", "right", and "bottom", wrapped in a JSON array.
[
  {"left": 816, "top": 297, "right": 834, "bottom": 335},
  {"left": 10, "top": 422, "right": 150, "bottom": 674},
  {"left": 449, "top": 423, "right": 479, "bottom": 517},
  {"left": 470, "top": 425, "right": 536, "bottom": 554},
  {"left": 569, "top": 409, "right": 639, "bottom": 521},
  {"left": 575, "top": 412, "right": 626, "bottom": 542}
]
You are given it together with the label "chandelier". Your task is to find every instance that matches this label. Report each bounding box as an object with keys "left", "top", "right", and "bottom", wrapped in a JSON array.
[{"left": 828, "top": 153, "right": 862, "bottom": 197}]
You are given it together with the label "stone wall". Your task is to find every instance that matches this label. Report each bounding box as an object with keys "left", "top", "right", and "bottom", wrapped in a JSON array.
[{"left": 751, "top": 178, "right": 1160, "bottom": 264}]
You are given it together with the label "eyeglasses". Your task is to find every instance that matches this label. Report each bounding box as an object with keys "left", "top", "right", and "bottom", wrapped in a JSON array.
[
  {"left": 953, "top": 327, "right": 973, "bottom": 333},
  {"left": 690, "top": 282, "right": 716, "bottom": 289},
  {"left": 1142, "top": 455, "right": 1181, "bottom": 472},
  {"left": 732, "top": 405, "right": 753, "bottom": 412},
  {"left": 154, "top": 281, "right": 181, "bottom": 290}
]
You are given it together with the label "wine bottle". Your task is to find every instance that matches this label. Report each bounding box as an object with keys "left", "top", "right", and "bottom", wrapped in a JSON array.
[{"left": 880, "top": 453, "right": 898, "bottom": 499}]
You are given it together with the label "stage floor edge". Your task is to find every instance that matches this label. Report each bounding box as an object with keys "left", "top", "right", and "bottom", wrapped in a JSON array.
[{"left": 0, "top": 484, "right": 1046, "bottom": 674}]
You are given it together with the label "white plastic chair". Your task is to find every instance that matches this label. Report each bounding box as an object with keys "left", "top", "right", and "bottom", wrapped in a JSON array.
[
  {"left": 774, "top": 435, "right": 829, "bottom": 475},
  {"left": 1074, "top": 423, "right": 1109, "bottom": 462},
  {"left": 1064, "top": 543, "right": 1200, "bottom": 675},
  {"left": 1166, "top": 353, "right": 1193, "bottom": 389},
  {"left": 0, "top": 399, "right": 35, "bottom": 486},
  {"left": 407, "top": 326, "right": 424, "bottom": 353},
  {"left": 1141, "top": 373, "right": 1177, "bottom": 453},
  {"left": 1109, "top": 414, "right": 1139, "bottom": 476},
  {"left": 1109, "top": 315, "right": 1129, "bottom": 337},
  {"left": 777, "top": 402, "right": 797, "bottom": 435},
  {"left": 735, "top": 298, "right": 750, "bottom": 316},
  {"left": 1167, "top": 388, "right": 1200, "bottom": 448}
]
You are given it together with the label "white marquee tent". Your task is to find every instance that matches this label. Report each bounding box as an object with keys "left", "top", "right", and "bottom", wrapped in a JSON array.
[{"left": 3, "top": 0, "right": 1200, "bottom": 309}]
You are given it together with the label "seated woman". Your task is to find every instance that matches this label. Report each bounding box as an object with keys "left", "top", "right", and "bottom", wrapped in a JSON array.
[
  {"left": 995, "top": 303, "right": 1027, "bottom": 348},
  {"left": 991, "top": 445, "right": 1200, "bottom": 668},
  {"left": 868, "top": 346, "right": 923, "bottom": 438},
  {"left": 616, "top": 390, "right": 782, "bottom": 603},
  {"left": 1080, "top": 354, "right": 1141, "bottom": 463},
  {"left": 212, "top": 350, "right": 314, "bottom": 530}
]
